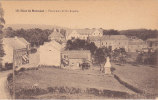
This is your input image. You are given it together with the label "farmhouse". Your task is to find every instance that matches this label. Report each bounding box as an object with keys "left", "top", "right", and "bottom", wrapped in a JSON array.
[
  {"left": 66, "top": 28, "right": 103, "bottom": 40},
  {"left": 48, "top": 29, "right": 65, "bottom": 42},
  {"left": 1, "top": 37, "right": 30, "bottom": 68},
  {"left": 89, "top": 35, "right": 129, "bottom": 51},
  {"left": 39, "top": 40, "right": 62, "bottom": 66},
  {"left": 61, "top": 50, "right": 91, "bottom": 69},
  {"left": 128, "top": 38, "right": 148, "bottom": 52},
  {"left": 146, "top": 38, "right": 158, "bottom": 51}
]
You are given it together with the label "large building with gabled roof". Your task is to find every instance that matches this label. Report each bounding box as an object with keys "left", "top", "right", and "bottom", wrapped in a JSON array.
[
  {"left": 66, "top": 28, "right": 103, "bottom": 40},
  {"left": 1, "top": 37, "right": 30, "bottom": 68},
  {"left": 89, "top": 35, "right": 129, "bottom": 51}
]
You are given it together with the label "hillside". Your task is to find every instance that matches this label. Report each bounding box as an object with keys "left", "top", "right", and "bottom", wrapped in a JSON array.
[
  {"left": 119, "top": 29, "right": 158, "bottom": 40},
  {"left": 4, "top": 24, "right": 69, "bottom": 30}
]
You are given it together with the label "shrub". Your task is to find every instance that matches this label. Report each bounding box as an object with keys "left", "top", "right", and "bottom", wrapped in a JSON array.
[
  {"left": 30, "top": 48, "right": 37, "bottom": 54},
  {"left": 0, "top": 63, "right": 2, "bottom": 71},
  {"left": 27, "top": 67, "right": 38, "bottom": 70},
  {"left": 5, "top": 63, "right": 13, "bottom": 70},
  {"left": 7, "top": 73, "right": 13, "bottom": 82},
  {"left": 16, "top": 88, "right": 48, "bottom": 97},
  {"left": 69, "top": 87, "right": 81, "bottom": 94},
  {"left": 47, "top": 87, "right": 56, "bottom": 93},
  {"left": 47, "top": 86, "right": 81, "bottom": 94},
  {"left": 18, "top": 68, "right": 26, "bottom": 72},
  {"left": 86, "top": 88, "right": 100, "bottom": 96},
  {"left": 111, "top": 67, "right": 115, "bottom": 72},
  {"left": 102, "top": 89, "right": 130, "bottom": 98},
  {"left": 7, "top": 73, "right": 13, "bottom": 95},
  {"left": 59, "top": 87, "right": 67, "bottom": 93}
]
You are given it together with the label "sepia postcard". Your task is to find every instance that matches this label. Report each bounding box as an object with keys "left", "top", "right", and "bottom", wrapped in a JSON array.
[{"left": 0, "top": 0, "right": 158, "bottom": 99}]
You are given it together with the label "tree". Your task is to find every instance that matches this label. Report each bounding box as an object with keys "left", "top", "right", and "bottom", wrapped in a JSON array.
[
  {"left": 136, "top": 50, "right": 158, "bottom": 65},
  {"left": 103, "top": 29, "right": 120, "bottom": 35},
  {"left": 60, "top": 29, "right": 66, "bottom": 37},
  {"left": 94, "top": 48, "right": 106, "bottom": 71},
  {"left": 86, "top": 42, "right": 97, "bottom": 55},
  {"left": 65, "top": 39, "right": 97, "bottom": 54},
  {"left": 4, "top": 28, "right": 52, "bottom": 47},
  {"left": 112, "top": 48, "right": 127, "bottom": 64},
  {"left": 0, "top": 3, "right": 5, "bottom": 57},
  {"left": 4, "top": 27, "right": 16, "bottom": 37},
  {"left": 120, "top": 29, "right": 158, "bottom": 41}
]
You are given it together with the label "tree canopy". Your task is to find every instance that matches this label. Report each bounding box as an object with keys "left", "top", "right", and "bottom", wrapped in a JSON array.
[
  {"left": 120, "top": 29, "right": 158, "bottom": 41},
  {"left": 65, "top": 39, "right": 97, "bottom": 55},
  {"left": 4, "top": 28, "right": 53, "bottom": 47},
  {"left": 0, "top": 3, "right": 5, "bottom": 57},
  {"left": 103, "top": 29, "right": 120, "bottom": 35}
]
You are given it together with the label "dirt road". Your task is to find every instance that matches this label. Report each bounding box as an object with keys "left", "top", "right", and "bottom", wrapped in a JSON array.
[{"left": 0, "top": 70, "right": 12, "bottom": 99}]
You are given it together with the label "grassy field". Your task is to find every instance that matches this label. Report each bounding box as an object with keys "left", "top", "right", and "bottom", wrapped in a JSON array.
[
  {"left": 112, "top": 63, "right": 158, "bottom": 97},
  {"left": 10, "top": 66, "right": 137, "bottom": 99},
  {"left": 8, "top": 61, "right": 158, "bottom": 99}
]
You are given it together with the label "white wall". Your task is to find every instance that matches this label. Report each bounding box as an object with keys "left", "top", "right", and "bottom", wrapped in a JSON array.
[{"left": 39, "top": 42, "right": 61, "bottom": 66}]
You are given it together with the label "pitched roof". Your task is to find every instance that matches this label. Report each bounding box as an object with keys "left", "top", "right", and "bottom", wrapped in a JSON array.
[
  {"left": 18, "top": 38, "right": 30, "bottom": 45},
  {"left": 66, "top": 29, "right": 103, "bottom": 36},
  {"left": 89, "top": 35, "right": 128, "bottom": 41},
  {"left": 146, "top": 38, "right": 158, "bottom": 42},
  {"left": 62, "top": 50, "right": 91, "bottom": 59},
  {"left": 49, "top": 30, "right": 64, "bottom": 38},
  {"left": 129, "top": 39, "right": 146, "bottom": 45},
  {"left": 42, "top": 40, "right": 62, "bottom": 51},
  {"left": 3, "top": 37, "right": 27, "bottom": 50}
]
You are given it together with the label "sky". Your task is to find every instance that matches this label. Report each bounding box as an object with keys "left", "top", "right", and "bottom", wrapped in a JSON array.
[{"left": 1, "top": 0, "right": 158, "bottom": 30}]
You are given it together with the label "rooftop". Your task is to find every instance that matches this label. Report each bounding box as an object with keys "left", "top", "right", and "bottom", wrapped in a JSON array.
[
  {"left": 3, "top": 37, "right": 28, "bottom": 50},
  {"left": 62, "top": 50, "right": 91, "bottom": 59},
  {"left": 89, "top": 35, "right": 128, "bottom": 41},
  {"left": 146, "top": 38, "right": 158, "bottom": 42},
  {"left": 49, "top": 29, "right": 64, "bottom": 38},
  {"left": 66, "top": 28, "right": 103, "bottom": 36}
]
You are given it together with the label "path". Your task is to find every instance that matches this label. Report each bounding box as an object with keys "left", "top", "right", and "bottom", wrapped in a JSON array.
[{"left": 0, "top": 70, "right": 12, "bottom": 99}]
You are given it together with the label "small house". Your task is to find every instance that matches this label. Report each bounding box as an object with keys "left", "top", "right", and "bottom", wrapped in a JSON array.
[
  {"left": 61, "top": 50, "right": 91, "bottom": 69},
  {"left": 128, "top": 38, "right": 147, "bottom": 52}
]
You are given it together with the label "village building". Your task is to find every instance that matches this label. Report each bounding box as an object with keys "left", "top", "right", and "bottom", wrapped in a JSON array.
[
  {"left": 128, "top": 38, "right": 148, "bottom": 52},
  {"left": 146, "top": 38, "right": 158, "bottom": 51},
  {"left": 61, "top": 50, "right": 91, "bottom": 69},
  {"left": 48, "top": 29, "right": 65, "bottom": 42},
  {"left": 1, "top": 37, "right": 30, "bottom": 68},
  {"left": 66, "top": 28, "right": 103, "bottom": 40},
  {"left": 39, "top": 40, "right": 62, "bottom": 66},
  {"left": 89, "top": 35, "right": 129, "bottom": 51}
]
